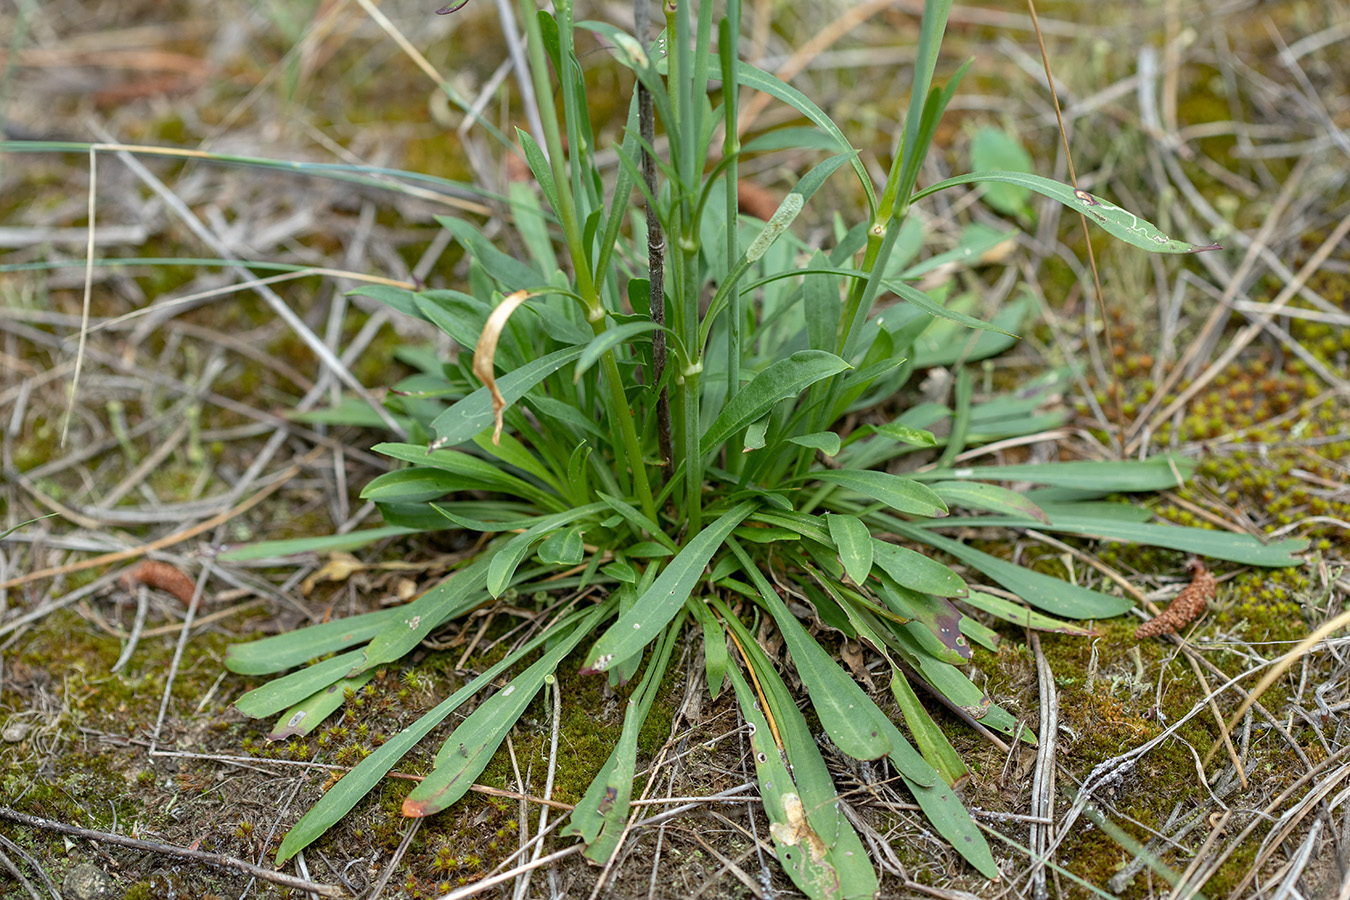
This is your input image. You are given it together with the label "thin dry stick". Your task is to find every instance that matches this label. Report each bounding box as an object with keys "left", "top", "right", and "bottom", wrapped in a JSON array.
[
  {"left": 0, "top": 807, "right": 344, "bottom": 898},
  {"left": 0, "top": 443, "right": 327, "bottom": 593},
  {"left": 1028, "top": 632, "right": 1058, "bottom": 900}
]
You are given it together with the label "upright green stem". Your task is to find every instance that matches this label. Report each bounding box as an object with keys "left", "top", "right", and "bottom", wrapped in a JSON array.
[
  {"left": 519, "top": 0, "right": 656, "bottom": 524},
  {"left": 720, "top": 12, "right": 743, "bottom": 474}
]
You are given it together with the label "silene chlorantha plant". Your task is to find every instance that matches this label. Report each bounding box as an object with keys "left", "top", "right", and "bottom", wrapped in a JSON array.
[{"left": 223, "top": 0, "right": 1306, "bottom": 893}]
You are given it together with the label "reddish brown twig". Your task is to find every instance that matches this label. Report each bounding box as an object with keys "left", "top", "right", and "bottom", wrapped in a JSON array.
[
  {"left": 118, "top": 560, "right": 196, "bottom": 606},
  {"left": 1136, "top": 559, "right": 1216, "bottom": 639}
]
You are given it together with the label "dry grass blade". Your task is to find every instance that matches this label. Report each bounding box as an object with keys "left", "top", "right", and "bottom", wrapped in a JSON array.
[{"left": 472, "top": 289, "right": 536, "bottom": 445}]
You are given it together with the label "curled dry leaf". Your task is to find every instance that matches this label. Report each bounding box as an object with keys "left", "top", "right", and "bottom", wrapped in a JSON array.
[
  {"left": 1136, "top": 559, "right": 1215, "bottom": 639},
  {"left": 472, "top": 289, "right": 534, "bottom": 445},
  {"left": 118, "top": 560, "right": 196, "bottom": 606}
]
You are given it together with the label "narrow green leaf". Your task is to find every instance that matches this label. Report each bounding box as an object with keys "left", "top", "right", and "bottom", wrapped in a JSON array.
[
  {"left": 930, "top": 480, "right": 1051, "bottom": 523},
  {"left": 914, "top": 456, "right": 1196, "bottom": 490},
  {"left": 960, "top": 590, "right": 1097, "bottom": 634},
  {"left": 889, "top": 520, "right": 1132, "bottom": 618},
  {"left": 402, "top": 604, "right": 606, "bottom": 817},
  {"left": 884, "top": 279, "right": 1016, "bottom": 335},
  {"left": 729, "top": 541, "right": 892, "bottom": 761},
  {"left": 960, "top": 513, "right": 1308, "bottom": 567},
  {"left": 573, "top": 321, "right": 662, "bottom": 381},
  {"left": 788, "top": 432, "right": 841, "bottom": 457},
  {"left": 429, "top": 345, "right": 585, "bottom": 449},
  {"left": 904, "top": 771, "right": 999, "bottom": 879},
  {"left": 690, "top": 600, "right": 729, "bottom": 699},
  {"left": 487, "top": 503, "right": 606, "bottom": 596},
  {"left": 871, "top": 421, "right": 937, "bottom": 447},
  {"left": 914, "top": 172, "right": 1222, "bottom": 253},
  {"left": 825, "top": 513, "right": 872, "bottom": 585},
  {"left": 890, "top": 671, "right": 967, "bottom": 786},
  {"left": 224, "top": 608, "right": 407, "bottom": 675},
  {"left": 870, "top": 540, "right": 967, "bottom": 598},
  {"left": 218, "top": 526, "right": 416, "bottom": 562},
  {"left": 812, "top": 469, "right": 948, "bottom": 518},
  {"left": 267, "top": 668, "right": 376, "bottom": 741},
  {"left": 701, "top": 351, "right": 851, "bottom": 455},
  {"left": 274, "top": 606, "right": 599, "bottom": 863},
  {"left": 234, "top": 649, "right": 366, "bottom": 719},
  {"left": 580, "top": 501, "right": 755, "bottom": 673},
  {"left": 354, "top": 556, "right": 493, "bottom": 674}
]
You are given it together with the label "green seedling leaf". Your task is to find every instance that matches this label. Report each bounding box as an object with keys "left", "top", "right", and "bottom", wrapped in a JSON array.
[
  {"left": 870, "top": 540, "right": 967, "bottom": 598},
  {"left": 812, "top": 469, "right": 948, "bottom": 518},
  {"left": 574, "top": 321, "right": 662, "bottom": 381},
  {"left": 267, "top": 668, "right": 375, "bottom": 741},
  {"left": 580, "top": 501, "right": 755, "bottom": 674},
  {"left": 916, "top": 456, "right": 1196, "bottom": 490},
  {"left": 218, "top": 526, "right": 416, "bottom": 562},
  {"left": 235, "top": 649, "right": 366, "bottom": 719},
  {"left": 430, "top": 345, "right": 585, "bottom": 449},
  {"left": 537, "top": 525, "right": 585, "bottom": 566},
  {"left": 354, "top": 555, "right": 493, "bottom": 674},
  {"left": 930, "top": 480, "right": 1051, "bottom": 523},
  {"left": 275, "top": 606, "right": 598, "bottom": 863},
  {"left": 960, "top": 590, "right": 1097, "bottom": 635},
  {"left": 225, "top": 608, "right": 407, "bottom": 675},
  {"left": 701, "top": 351, "right": 851, "bottom": 455},
  {"left": 402, "top": 604, "right": 607, "bottom": 818},
  {"left": 789, "top": 432, "right": 842, "bottom": 457},
  {"left": 825, "top": 513, "right": 872, "bottom": 585},
  {"left": 969, "top": 127, "right": 1035, "bottom": 217},
  {"left": 914, "top": 172, "right": 1222, "bottom": 253}
]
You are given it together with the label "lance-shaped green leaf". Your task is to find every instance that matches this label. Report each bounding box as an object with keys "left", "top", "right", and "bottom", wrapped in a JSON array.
[
  {"left": 579, "top": 502, "right": 755, "bottom": 674},
  {"left": 813, "top": 469, "right": 948, "bottom": 518},
  {"left": 689, "top": 599, "right": 729, "bottom": 699},
  {"left": 960, "top": 590, "right": 1097, "bottom": 635},
  {"left": 873, "top": 577, "right": 969, "bottom": 663},
  {"left": 402, "top": 603, "right": 608, "bottom": 818},
  {"left": 218, "top": 526, "right": 417, "bottom": 562},
  {"left": 721, "top": 605, "right": 880, "bottom": 900},
  {"left": 267, "top": 668, "right": 376, "bottom": 742},
  {"left": 701, "top": 352, "right": 850, "bottom": 456},
  {"left": 351, "top": 555, "right": 493, "bottom": 675},
  {"left": 943, "top": 512, "right": 1308, "bottom": 568},
  {"left": 728, "top": 540, "right": 892, "bottom": 761},
  {"left": 888, "top": 520, "right": 1132, "bottom": 618},
  {"left": 930, "top": 480, "right": 1050, "bottom": 523},
  {"left": 574, "top": 321, "right": 663, "bottom": 381},
  {"left": 486, "top": 503, "right": 606, "bottom": 596},
  {"left": 825, "top": 513, "right": 872, "bottom": 585},
  {"left": 274, "top": 606, "right": 598, "bottom": 863},
  {"left": 374, "top": 442, "right": 554, "bottom": 506},
  {"left": 870, "top": 540, "right": 967, "bottom": 598},
  {"left": 430, "top": 345, "right": 585, "bottom": 449},
  {"left": 234, "top": 649, "right": 366, "bottom": 719},
  {"left": 913, "top": 172, "right": 1222, "bottom": 253},
  {"left": 789, "top": 432, "right": 842, "bottom": 457},
  {"left": 563, "top": 612, "right": 684, "bottom": 861},
  {"left": 537, "top": 525, "right": 585, "bottom": 566},
  {"left": 914, "top": 455, "right": 1196, "bottom": 490},
  {"left": 224, "top": 608, "right": 406, "bottom": 675},
  {"left": 725, "top": 663, "right": 851, "bottom": 899},
  {"left": 889, "top": 671, "right": 967, "bottom": 787}
]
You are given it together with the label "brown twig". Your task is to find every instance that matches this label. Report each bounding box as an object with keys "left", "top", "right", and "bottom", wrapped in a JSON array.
[{"left": 0, "top": 806, "right": 346, "bottom": 898}]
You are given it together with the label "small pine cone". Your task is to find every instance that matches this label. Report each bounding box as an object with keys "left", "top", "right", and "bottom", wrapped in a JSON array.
[{"left": 1135, "top": 559, "right": 1215, "bottom": 639}]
